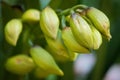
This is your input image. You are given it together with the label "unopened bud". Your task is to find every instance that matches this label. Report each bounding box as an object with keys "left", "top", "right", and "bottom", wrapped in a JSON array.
[
  {"left": 66, "top": 15, "right": 70, "bottom": 22},
  {"left": 40, "top": 7, "right": 59, "bottom": 39},
  {"left": 30, "top": 46, "right": 64, "bottom": 76},
  {"left": 86, "top": 7, "right": 111, "bottom": 40},
  {"left": 5, "top": 55, "right": 35, "bottom": 75},
  {"left": 70, "top": 13, "right": 93, "bottom": 49},
  {"left": 22, "top": 9, "right": 40, "bottom": 22},
  {"left": 62, "top": 27, "right": 90, "bottom": 53},
  {"left": 91, "top": 26, "right": 102, "bottom": 49},
  {"left": 4, "top": 19, "right": 23, "bottom": 46},
  {"left": 45, "top": 30, "right": 69, "bottom": 62},
  {"left": 34, "top": 67, "right": 51, "bottom": 78},
  {"left": 68, "top": 51, "right": 78, "bottom": 61}
]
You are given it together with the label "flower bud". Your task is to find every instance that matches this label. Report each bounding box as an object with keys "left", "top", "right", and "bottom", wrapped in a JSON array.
[
  {"left": 45, "top": 45, "right": 69, "bottom": 62},
  {"left": 86, "top": 7, "right": 111, "bottom": 40},
  {"left": 45, "top": 30, "right": 70, "bottom": 62},
  {"left": 40, "top": 7, "right": 59, "bottom": 39},
  {"left": 34, "top": 67, "right": 51, "bottom": 78},
  {"left": 68, "top": 51, "right": 78, "bottom": 61},
  {"left": 5, "top": 55, "right": 35, "bottom": 75},
  {"left": 66, "top": 15, "right": 70, "bottom": 22},
  {"left": 91, "top": 26, "right": 102, "bottom": 49},
  {"left": 62, "top": 27, "right": 90, "bottom": 53},
  {"left": 30, "top": 46, "right": 64, "bottom": 76},
  {"left": 4, "top": 19, "right": 23, "bottom": 46},
  {"left": 22, "top": 9, "right": 40, "bottom": 22},
  {"left": 70, "top": 13, "right": 93, "bottom": 49}
]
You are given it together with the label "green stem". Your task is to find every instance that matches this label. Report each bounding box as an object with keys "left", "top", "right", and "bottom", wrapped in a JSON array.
[
  {"left": 59, "top": 5, "right": 88, "bottom": 16},
  {"left": 28, "top": 39, "right": 34, "bottom": 47},
  {"left": 71, "top": 4, "right": 88, "bottom": 10},
  {"left": 61, "top": 15, "right": 67, "bottom": 29},
  {"left": 59, "top": 8, "right": 71, "bottom": 16},
  {"left": 70, "top": 10, "right": 75, "bottom": 15}
]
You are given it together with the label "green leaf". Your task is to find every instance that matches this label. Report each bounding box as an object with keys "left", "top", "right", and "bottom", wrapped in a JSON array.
[{"left": 39, "top": 0, "right": 51, "bottom": 10}]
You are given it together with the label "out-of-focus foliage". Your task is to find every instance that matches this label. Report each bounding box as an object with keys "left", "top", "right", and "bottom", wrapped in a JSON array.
[{"left": 0, "top": 0, "right": 120, "bottom": 80}]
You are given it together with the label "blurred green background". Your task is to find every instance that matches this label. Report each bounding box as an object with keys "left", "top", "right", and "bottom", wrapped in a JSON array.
[{"left": 0, "top": 0, "right": 120, "bottom": 80}]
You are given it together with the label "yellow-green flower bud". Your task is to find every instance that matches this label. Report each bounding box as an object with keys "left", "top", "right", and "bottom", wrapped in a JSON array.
[
  {"left": 5, "top": 55, "right": 35, "bottom": 75},
  {"left": 86, "top": 7, "right": 111, "bottom": 40},
  {"left": 46, "top": 45, "right": 77, "bottom": 62},
  {"left": 22, "top": 9, "right": 40, "bottom": 22},
  {"left": 30, "top": 46, "right": 64, "bottom": 76},
  {"left": 70, "top": 13, "right": 93, "bottom": 49},
  {"left": 68, "top": 51, "right": 78, "bottom": 61},
  {"left": 45, "top": 45, "right": 69, "bottom": 62},
  {"left": 66, "top": 15, "right": 70, "bottom": 22},
  {"left": 45, "top": 30, "right": 69, "bottom": 62},
  {"left": 40, "top": 7, "right": 59, "bottom": 39},
  {"left": 34, "top": 67, "right": 51, "bottom": 78},
  {"left": 91, "top": 26, "right": 102, "bottom": 49},
  {"left": 4, "top": 19, "right": 23, "bottom": 46},
  {"left": 62, "top": 27, "right": 90, "bottom": 53}
]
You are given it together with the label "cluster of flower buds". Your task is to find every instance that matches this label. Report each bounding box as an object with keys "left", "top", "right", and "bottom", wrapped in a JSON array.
[
  {"left": 64, "top": 5, "right": 111, "bottom": 50},
  {"left": 4, "top": 5, "right": 111, "bottom": 78}
]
